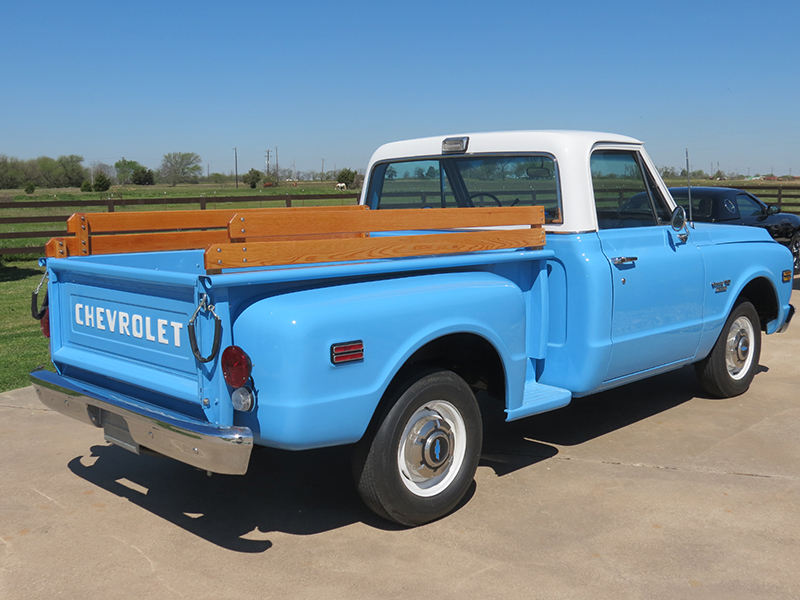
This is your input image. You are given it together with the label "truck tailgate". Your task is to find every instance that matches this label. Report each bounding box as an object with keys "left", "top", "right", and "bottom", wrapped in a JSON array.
[{"left": 46, "top": 253, "right": 212, "bottom": 410}]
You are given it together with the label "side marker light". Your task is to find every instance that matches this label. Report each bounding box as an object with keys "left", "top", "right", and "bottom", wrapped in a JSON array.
[{"left": 331, "top": 341, "right": 364, "bottom": 365}]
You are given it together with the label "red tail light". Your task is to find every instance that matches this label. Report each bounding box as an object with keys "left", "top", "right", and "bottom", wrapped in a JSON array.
[
  {"left": 40, "top": 308, "right": 51, "bottom": 338},
  {"left": 221, "top": 346, "right": 251, "bottom": 387}
]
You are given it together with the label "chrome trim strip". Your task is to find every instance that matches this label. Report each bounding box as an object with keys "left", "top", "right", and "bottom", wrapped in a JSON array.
[{"left": 30, "top": 369, "right": 253, "bottom": 475}]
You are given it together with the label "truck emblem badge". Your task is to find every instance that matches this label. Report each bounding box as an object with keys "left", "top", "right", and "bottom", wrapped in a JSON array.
[{"left": 711, "top": 280, "right": 731, "bottom": 293}]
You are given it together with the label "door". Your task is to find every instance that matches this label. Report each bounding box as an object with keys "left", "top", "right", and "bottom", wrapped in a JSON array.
[{"left": 592, "top": 149, "right": 705, "bottom": 381}]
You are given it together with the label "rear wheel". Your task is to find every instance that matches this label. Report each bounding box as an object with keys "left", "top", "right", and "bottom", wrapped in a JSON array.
[
  {"left": 695, "top": 300, "right": 761, "bottom": 398},
  {"left": 790, "top": 232, "right": 800, "bottom": 273},
  {"left": 352, "top": 369, "right": 482, "bottom": 527}
]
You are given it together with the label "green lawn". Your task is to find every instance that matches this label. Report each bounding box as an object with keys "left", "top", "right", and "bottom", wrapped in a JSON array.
[{"left": 0, "top": 259, "right": 52, "bottom": 393}]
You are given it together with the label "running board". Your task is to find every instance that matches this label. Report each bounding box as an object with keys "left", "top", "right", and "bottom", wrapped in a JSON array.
[{"left": 506, "top": 377, "right": 572, "bottom": 422}]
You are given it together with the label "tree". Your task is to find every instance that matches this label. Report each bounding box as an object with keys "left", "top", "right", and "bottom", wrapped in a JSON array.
[
  {"left": 131, "top": 165, "right": 155, "bottom": 185},
  {"left": 160, "top": 152, "right": 202, "bottom": 186},
  {"left": 93, "top": 171, "right": 111, "bottom": 192},
  {"left": 80, "top": 180, "right": 92, "bottom": 192},
  {"left": 337, "top": 168, "right": 356, "bottom": 187},
  {"left": 115, "top": 158, "right": 142, "bottom": 185},
  {"left": 57, "top": 155, "right": 87, "bottom": 187},
  {"left": 242, "top": 168, "right": 262, "bottom": 189}
]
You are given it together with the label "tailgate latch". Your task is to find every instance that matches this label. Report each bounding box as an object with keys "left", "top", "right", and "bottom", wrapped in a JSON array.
[{"left": 188, "top": 294, "right": 222, "bottom": 364}]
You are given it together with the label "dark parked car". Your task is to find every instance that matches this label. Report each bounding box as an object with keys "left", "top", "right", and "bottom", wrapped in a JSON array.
[{"left": 669, "top": 187, "right": 800, "bottom": 271}]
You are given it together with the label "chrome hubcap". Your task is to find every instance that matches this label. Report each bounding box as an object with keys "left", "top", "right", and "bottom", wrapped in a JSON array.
[
  {"left": 404, "top": 415, "right": 454, "bottom": 480},
  {"left": 397, "top": 401, "right": 466, "bottom": 498},
  {"left": 726, "top": 316, "right": 754, "bottom": 380}
]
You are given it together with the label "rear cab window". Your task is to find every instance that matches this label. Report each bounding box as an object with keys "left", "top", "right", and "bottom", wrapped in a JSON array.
[{"left": 365, "top": 154, "right": 562, "bottom": 224}]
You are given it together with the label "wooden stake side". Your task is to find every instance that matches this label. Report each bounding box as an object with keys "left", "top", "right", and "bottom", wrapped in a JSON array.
[
  {"left": 229, "top": 206, "right": 544, "bottom": 239},
  {"left": 45, "top": 205, "right": 368, "bottom": 258},
  {"left": 205, "top": 228, "right": 545, "bottom": 270},
  {"left": 72, "top": 204, "right": 366, "bottom": 234}
]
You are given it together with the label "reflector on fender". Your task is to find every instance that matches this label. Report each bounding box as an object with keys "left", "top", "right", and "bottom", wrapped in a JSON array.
[
  {"left": 331, "top": 340, "right": 364, "bottom": 365},
  {"left": 783, "top": 270, "right": 792, "bottom": 283},
  {"left": 40, "top": 308, "right": 50, "bottom": 338}
]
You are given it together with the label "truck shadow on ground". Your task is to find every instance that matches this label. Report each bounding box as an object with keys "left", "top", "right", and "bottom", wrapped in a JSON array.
[
  {"left": 479, "top": 364, "right": 704, "bottom": 476},
  {"left": 66, "top": 364, "right": 723, "bottom": 551},
  {"left": 0, "top": 263, "right": 43, "bottom": 282}
]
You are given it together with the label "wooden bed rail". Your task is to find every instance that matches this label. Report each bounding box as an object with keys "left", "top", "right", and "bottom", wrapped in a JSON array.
[{"left": 45, "top": 205, "right": 545, "bottom": 270}]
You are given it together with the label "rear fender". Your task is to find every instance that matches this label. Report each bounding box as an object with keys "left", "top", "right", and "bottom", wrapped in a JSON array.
[{"left": 230, "top": 271, "right": 529, "bottom": 449}]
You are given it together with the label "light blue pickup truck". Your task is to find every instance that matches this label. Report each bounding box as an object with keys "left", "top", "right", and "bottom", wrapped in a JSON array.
[{"left": 31, "top": 131, "right": 794, "bottom": 526}]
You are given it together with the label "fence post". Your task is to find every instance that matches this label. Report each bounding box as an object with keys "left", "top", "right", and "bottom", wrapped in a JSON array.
[
  {"left": 285, "top": 194, "right": 292, "bottom": 208},
  {"left": 778, "top": 187, "right": 783, "bottom": 209},
  {"left": 200, "top": 198, "right": 206, "bottom": 210},
  {"left": 108, "top": 199, "right": 115, "bottom": 213}
]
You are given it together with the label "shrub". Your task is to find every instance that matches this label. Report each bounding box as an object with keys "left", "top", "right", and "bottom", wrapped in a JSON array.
[
  {"left": 93, "top": 172, "right": 111, "bottom": 192},
  {"left": 242, "top": 168, "right": 262, "bottom": 189},
  {"left": 131, "top": 166, "right": 155, "bottom": 185},
  {"left": 24, "top": 182, "right": 35, "bottom": 195},
  {"left": 80, "top": 180, "right": 92, "bottom": 192},
  {"left": 337, "top": 168, "right": 356, "bottom": 187}
]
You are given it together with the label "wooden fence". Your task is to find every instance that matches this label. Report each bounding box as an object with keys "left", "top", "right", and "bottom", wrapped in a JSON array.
[
  {"left": 3, "top": 185, "right": 800, "bottom": 257},
  {"left": 0, "top": 193, "right": 359, "bottom": 255}
]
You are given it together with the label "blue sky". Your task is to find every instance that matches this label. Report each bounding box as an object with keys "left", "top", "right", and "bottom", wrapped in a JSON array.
[{"left": 2, "top": 0, "right": 799, "bottom": 177}]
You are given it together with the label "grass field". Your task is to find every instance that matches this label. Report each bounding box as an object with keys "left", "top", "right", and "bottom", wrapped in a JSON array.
[{"left": 0, "top": 259, "right": 52, "bottom": 393}]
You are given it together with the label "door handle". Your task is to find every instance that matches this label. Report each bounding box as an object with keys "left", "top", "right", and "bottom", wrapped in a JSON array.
[{"left": 611, "top": 256, "right": 638, "bottom": 265}]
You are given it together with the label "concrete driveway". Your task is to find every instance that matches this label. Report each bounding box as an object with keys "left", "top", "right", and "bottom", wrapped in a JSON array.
[{"left": 2, "top": 291, "right": 799, "bottom": 600}]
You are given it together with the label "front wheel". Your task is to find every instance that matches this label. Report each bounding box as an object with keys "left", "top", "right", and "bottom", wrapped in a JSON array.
[
  {"left": 695, "top": 300, "right": 761, "bottom": 398},
  {"left": 352, "top": 369, "right": 482, "bottom": 526}
]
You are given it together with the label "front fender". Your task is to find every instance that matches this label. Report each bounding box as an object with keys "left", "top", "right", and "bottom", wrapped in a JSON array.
[{"left": 695, "top": 232, "right": 793, "bottom": 358}]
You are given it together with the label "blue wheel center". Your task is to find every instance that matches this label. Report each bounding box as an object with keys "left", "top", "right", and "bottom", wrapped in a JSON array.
[{"left": 423, "top": 431, "right": 450, "bottom": 469}]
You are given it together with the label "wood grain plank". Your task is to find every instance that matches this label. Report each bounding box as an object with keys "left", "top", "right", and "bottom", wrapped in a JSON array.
[
  {"left": 206, "top": 228, "right": 545, "bottom": 269},
  {"left": 230, "top": 206, "right": 544, "bottom": 238},
  {"left": 80, "top": 204, "right": 367, "bottom": 233},
  {"left": 88, "top": 231, "right": 232, "bottom": 255}
]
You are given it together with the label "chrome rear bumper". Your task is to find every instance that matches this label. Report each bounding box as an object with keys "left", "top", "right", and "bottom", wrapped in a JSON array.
[{"left": 30, "top": 369, "right": 253, "bottom": 475}]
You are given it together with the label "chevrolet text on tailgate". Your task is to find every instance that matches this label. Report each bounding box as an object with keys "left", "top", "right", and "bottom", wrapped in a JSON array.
[{"left": 31, "top": 131, "right": 794, "bottom": 526}]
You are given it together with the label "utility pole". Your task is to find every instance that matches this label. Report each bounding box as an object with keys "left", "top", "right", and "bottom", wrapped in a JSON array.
[
  {"left": 265, "top": 150, "right": 270, "bottom": 178},
  {"left": 321, "top": 159, "right": 325, "bottom": 181},
  {"left": 234, "top": 147, "right": 239, "bottom": 188},
  {"left": 275, "top": 147, "right": 279, "bottom": 186}
]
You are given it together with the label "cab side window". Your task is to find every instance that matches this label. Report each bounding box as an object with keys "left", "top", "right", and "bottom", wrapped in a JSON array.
[{"left": 591, "top": 150, "right": 671, "bottom": 229}]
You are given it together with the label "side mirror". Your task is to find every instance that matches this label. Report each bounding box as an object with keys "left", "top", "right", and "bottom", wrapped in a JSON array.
[
  {"left": 671, "top": 206, "right": 686, "bottom": 231},
  {"left": 767, "top": 205, "right": 781, "bottom": 215},
  {"left": 671, "top": 206, "right": 689, "bottom": 242}
]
